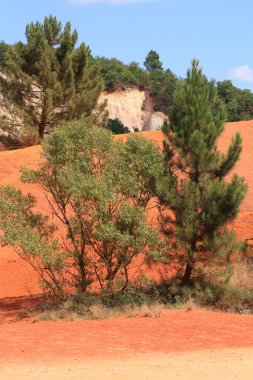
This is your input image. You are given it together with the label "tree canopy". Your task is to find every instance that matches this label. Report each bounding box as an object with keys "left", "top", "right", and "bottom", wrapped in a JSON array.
[
  {"left": 0, "top": 16, "right": 104, "bottom": 140},
  {"left": 0, "top": 123, "right": 164, "bottom": 297},
  {"left": 144, "top": 50, "right": 163, "bottom": 72},
  {"left": 96, "top": 57, "right": 148, "bottom": 90},
  {"left": 96, "top": 51, "right": 177, "bottom": 115},
  {"left": 96, "top": 52, "right": 253, "bottom": 122},
  {"left": 217, "top": 80, "right": 253, "bottom": 121}
]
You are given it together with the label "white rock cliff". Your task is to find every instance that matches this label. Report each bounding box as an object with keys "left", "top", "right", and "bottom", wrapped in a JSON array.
[{"left": 99, "top": 88, "right": 167, "bottom": 132}]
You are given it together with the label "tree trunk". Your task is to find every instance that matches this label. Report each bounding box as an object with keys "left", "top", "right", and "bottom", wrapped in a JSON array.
[
  {"left": 181, "top": 261, "right": 193, "bottom": 286},
  {"left": 78, "top": 253, "right": 87, "bottom": 293},
  {"left": 38, "top": 123, "right": 45, "bottom": 139}
]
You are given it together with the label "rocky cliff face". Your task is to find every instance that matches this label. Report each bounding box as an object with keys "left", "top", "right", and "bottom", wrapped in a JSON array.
[
  {"left": 0, "top": 86, "right": 167, "bottom": 137},
  {"left": 99, "top": 88, "right": 167, "bottom": 132}
]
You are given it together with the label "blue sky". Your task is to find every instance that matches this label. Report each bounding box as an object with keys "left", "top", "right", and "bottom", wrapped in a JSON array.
[{"left": 0, "top": 0, "right": 252, "bottom": 90}]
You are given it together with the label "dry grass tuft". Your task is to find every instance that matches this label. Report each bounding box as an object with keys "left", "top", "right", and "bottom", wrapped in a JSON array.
[
  {"left": 125, "top": 303, "right": 164, "bottom": 318},
  {"left": 35, "top": 302, "right": 165, "bottom": 321},
  {"left": 88, "top": 304, "right": 122, "bottom": 320},
  {"left": 184, "top": 296, "right": 196, "bottom": 312},
  {"left": 231, "top": 261, "right": 253, "bottom": 289}
]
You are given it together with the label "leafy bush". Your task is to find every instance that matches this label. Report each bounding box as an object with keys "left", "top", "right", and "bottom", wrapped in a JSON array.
[{"left": 0, "top": 123, "right": 164, "bottom": 299}]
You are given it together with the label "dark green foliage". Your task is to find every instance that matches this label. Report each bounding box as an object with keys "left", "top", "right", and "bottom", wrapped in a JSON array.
[
  {"left": 0, "top": 41, "right": 10, "bottom": 66},
  {"left": 0, "top": 16, "right": 104, "bottom": 139},
  {"left": 96, "top": 52, "right": 177, "bottom": 115},
  {"left": 1, "top": 28, "right": 253, "bottom": 130},
  {"left": 107, "top": 118, "right": 130, "bottom": 134},
  {"left": 149, "top": 69, "right": 177, "bottom": 113},
  {"left": 127, "top": 61, "right": 149, "bottom": 86},
  {"left": 198, "top": 283, "right": 253, "bottom": 312},
  {"left": 145, "top": 52, "right": 177, "bottom": 113},
  {"left": 236, "top": 89, "right": 253, "bottom": 120},
  {"left": 147, "top": 280, "right": 253, "bottom": 313},
  {"left": 97, "top": 53, "right": 253, "bottom": 121},
  {"left": 217, "top": 80, "right": 253, "bottom": 121},
  {"left": 144, "top": 50, "right": 163, "bottom": 72},
  {"left": 96, "top": 57, "right": 148, "bottom": 90},
  {"left": 159, "top": 60, "right": 247, "bottom": 285}
]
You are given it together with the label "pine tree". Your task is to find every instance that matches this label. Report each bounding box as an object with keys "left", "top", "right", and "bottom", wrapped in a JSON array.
[
  {"left": 144, "top": 50, "right": 163, "bottom": 72},
  {"left": 160, "top": 60, "right": 247, "bottom": 285},
  {"left": 0, "top": 16, "right": 104, "bottom": 140}
]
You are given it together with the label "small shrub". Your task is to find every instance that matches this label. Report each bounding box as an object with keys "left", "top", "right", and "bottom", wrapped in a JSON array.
[
  {"left": 0, "top": 127, "right": 40, "bottom": 149},
  {"left": 19, "top": 126, "right": 40, "bottom": 146},
  {"left": 106, "top": 118, "right": 130, "bottom": 134}
]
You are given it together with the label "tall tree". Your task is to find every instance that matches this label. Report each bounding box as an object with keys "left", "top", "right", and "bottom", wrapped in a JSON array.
[
  {"left": 0, "top": 16, "right": 104, "bottom": 139},
  {"left": 144, "top": 50, "right": 163, "bottom": 72},
  {"left": 159, "top": 60, "right": 247, "bottom": 285},
  {"left": 143, "top": 50, "right": 177, "bottom": 114}
]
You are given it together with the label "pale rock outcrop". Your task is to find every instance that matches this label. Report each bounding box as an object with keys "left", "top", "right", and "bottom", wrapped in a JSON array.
[{"left": 99, "top": 88, "right": 167, "bottom": 132}]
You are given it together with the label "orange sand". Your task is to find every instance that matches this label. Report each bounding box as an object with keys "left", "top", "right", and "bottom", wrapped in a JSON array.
[{"left": 1, "top": 309, "right": 253, "bottom": 363}]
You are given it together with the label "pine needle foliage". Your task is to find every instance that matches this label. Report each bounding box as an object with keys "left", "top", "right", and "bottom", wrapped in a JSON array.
[
  {"left": 0, "top": 16, "right": 104, "bottom": 140},
  {"left": 159, "top": 60, "right": 247, "bottom": 285}
]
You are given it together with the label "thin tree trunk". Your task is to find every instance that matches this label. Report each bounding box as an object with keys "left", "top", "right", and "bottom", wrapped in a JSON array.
[
  {"left": 181, "top": 261, "right": 193, "bottom": 286},
  {"left": 78, "top": 253, "right": 87, "bottom": 292},
  {"left": 181, "top": 241, "right": 196, "bottom": 286},
  {"left": 38, "top": 123, "right": 45, "bottom": 139}
]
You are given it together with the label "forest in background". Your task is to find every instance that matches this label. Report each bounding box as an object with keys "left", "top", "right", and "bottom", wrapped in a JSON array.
[{"left": 1, "top": 39, "right": 253, "bottom": 124}]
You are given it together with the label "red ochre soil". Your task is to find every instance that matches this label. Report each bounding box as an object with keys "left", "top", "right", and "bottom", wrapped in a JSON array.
[
  {"left": 0, "top": 120, "right": 253, "bottom": 365},
  {"left": 1, "top": 310, "right": 253, "bottom": 364}
]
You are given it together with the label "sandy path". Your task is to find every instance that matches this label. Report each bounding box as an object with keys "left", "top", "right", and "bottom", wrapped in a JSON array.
[{"left": 0, "top": 348, "right": 253, "bottom": 379}]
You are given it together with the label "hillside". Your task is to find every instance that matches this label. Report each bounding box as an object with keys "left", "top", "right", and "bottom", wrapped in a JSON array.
[{"left": 0, "top": 120, "right": 253, "bottom": 298}]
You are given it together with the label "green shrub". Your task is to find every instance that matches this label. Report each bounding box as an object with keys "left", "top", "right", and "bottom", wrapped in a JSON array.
[{"left": 106, "top": 118, "right": 130, "bottom": 134}]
